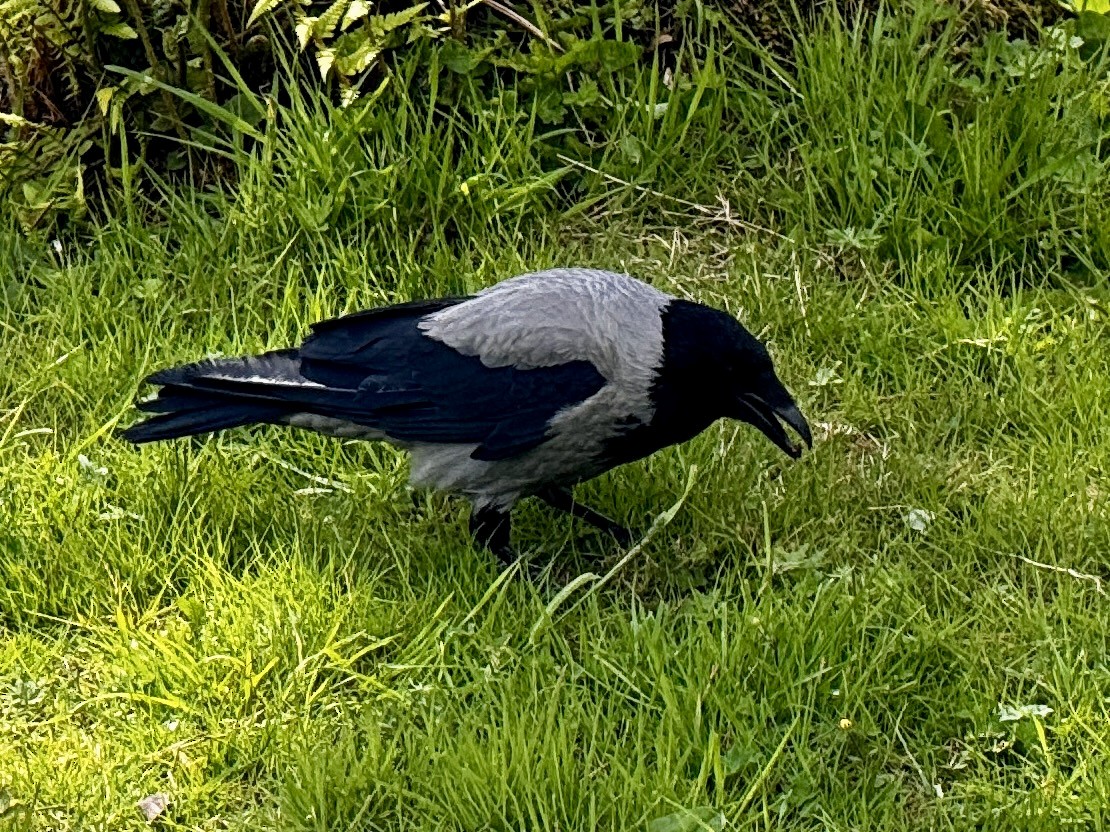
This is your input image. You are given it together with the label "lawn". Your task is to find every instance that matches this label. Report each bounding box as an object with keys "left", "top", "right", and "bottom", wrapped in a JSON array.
[{"left": 3, "top": 4, "right": 1110, "bottom": 830}]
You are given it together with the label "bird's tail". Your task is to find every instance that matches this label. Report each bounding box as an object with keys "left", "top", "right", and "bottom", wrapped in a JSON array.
[{"left": 120, "top": 350, "right": 305, "bottom": 444}]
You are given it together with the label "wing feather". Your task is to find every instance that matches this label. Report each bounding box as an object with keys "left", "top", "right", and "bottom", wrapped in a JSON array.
[{"left": 297, "top": 297, "right": 607, "bottom": 459}]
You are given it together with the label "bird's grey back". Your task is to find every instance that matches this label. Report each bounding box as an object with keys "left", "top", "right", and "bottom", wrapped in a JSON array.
[
  {"left": 418, "top": 269, "right": 672, "bottom": 390},
  {"left": 410, "top": 269, "right": 676, "bottom": 508}
]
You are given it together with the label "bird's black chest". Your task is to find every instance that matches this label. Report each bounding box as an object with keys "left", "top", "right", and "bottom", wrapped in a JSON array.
[{"left": 599, "top": 396, "right": 720, "bottom": 469}]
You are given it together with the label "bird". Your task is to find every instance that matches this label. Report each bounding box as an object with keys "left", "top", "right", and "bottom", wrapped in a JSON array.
[{"left": 121, "top": 268, "right": 811, "bottom": 564}]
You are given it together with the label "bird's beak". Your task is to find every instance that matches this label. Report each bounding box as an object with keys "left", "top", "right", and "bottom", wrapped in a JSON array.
[{"left": 734, "top": 391, "right": 813, "bottom": 459}]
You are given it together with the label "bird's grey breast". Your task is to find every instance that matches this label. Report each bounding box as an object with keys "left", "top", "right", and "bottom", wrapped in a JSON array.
[{"left": 417, "top": 269, "right": 671, "bottom": 389}]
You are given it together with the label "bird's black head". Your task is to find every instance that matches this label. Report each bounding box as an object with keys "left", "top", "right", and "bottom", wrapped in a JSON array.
[{"left": 656, "top": 299, "right": 812, "bottom": 459}]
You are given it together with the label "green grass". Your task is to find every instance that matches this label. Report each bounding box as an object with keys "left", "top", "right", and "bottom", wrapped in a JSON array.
[
  {"left": 723, "top": 3, "right": 1110, "bottom": 279},
  {"left": 3, "top": 4, "right": 1110, "bottom": 830}
]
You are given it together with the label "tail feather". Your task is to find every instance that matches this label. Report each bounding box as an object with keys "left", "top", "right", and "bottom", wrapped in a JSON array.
[
  {"left": 122, "top": 350, "right": 312, "bottom": 444},
  {"left": 121, "top": 400, "right": 287, "bottom": 443},
  {"left": 145, "top": 349, "right": 302, "bottom": 387},
  {"left": 135, "top": 386, "right": 240, "bottom": 414}
]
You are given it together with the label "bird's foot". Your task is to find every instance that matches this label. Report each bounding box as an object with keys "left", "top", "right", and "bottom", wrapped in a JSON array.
[
  {"left": 469, "top": 505, "right": 546, "bottom": 576},
  {"left": 469, "top": 505, "right": 511, "bottom": 553},
  {"left": 537, "top": 487, "right": 637, "bottom": 549}
]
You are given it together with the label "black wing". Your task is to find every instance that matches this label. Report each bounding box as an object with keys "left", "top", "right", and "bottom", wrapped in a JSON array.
[
  {"left": 126, "top": 298, "right": 607, "bottom": 460},
  {"left": 295, "top": 298, "right": 606, "bottom": 460}
]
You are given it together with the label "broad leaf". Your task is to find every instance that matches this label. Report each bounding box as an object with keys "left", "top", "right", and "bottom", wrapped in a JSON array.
[
  {"left": 101, "top": 22, "right": 137, "bottom": 39},
  {"left": 246, "top": 0, "right": 285, "bottom": 28},
  {"left": 94, "top": 86, "right": 117, "bottom": 116},
  {"left": 372, "top": 3, "right": 427, "bottom": 36},
  {"left": 315, "top": 47, "right": 336, "bottom": 79},
  {"left": 341, "top": 0, "right": 371, "bottom": 30},
  {"left": 312, "top": 0, "right": 350, "bottom": 41}
]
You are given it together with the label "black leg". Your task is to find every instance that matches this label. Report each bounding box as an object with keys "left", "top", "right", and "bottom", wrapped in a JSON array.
[
  {"left": 537, "top": 487, "right": 635, "bottom": 547},
  {"left": 469, "top": 505, "right": 515, "bottom": 565}
]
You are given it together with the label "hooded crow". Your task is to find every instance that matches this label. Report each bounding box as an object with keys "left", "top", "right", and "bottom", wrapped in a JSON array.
[{"left": 122, "top": 268, "right": 811, "bottom": 562}]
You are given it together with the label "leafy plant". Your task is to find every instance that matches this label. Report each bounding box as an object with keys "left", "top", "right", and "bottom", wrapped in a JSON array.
[
  {"left": 0, "top": 0, "right": 146, "bottom": 226},
  {"left": 0, "top": 114, "right": 93, "bottom": 229},
  {"left": 247, "top": 0, "right": 436, "bottom": 99},
  {"left": 0, "top": 0, "right": 271, "bottom": 229},
  {"left": 0, "top": 0, "right": 139, "bottom": 121}
]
